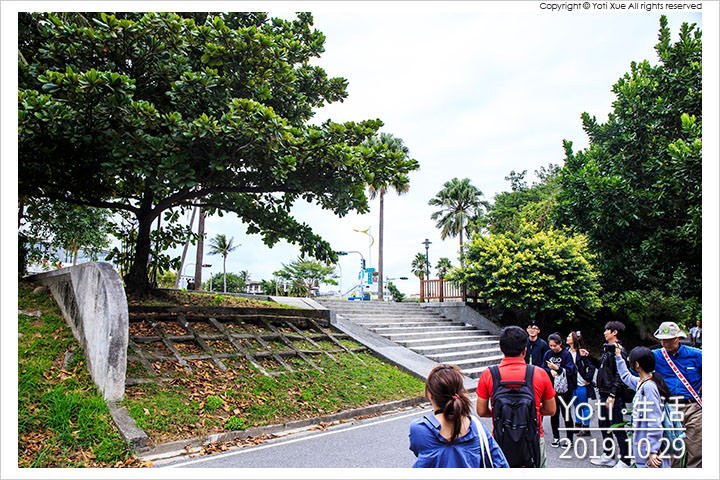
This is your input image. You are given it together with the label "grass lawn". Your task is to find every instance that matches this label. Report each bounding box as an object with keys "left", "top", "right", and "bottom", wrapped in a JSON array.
[
  {"left": 122, "top": 350, "right": 425, "bottom": 445},
  {"left": 19, "top": 280, "right": 426, "bottom": 458},
  {"left": 18, "top": 281, "right": 136, "bottom": 467}
]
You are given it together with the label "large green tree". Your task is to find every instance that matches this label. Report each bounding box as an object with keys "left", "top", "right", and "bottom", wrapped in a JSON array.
[
  {"left": 448, "top": 222, "right": 602, "bottom": 323},
  {"left": 475, "top": 165, "right": 561, "bottom": 235},
  {"left": 274, "top": 257, "right": 337, "bottom": 297},
  {"left": 19, "top": 199, "right": 113, "bottom": 268},
  {"left": 364, "top": 133, "right": 412, "bottom": 301},
  {"left": 18, "top": 12, "right": 418, "bottom": 294},
  {"left": 429, "top": 178, "right": 487, "bottom": 268},
  {"left": 555, "top": 17, "right": 701, "bottom": 299},
  {"left": 205, "top": 271, "right": 248, "bottom": 294}
]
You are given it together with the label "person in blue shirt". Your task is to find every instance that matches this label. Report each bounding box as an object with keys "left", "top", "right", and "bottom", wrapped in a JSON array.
[
  {"left": 409, "top": 364, "right": 509, "bottom": 468},
  {"left": 653, "top": 321, "right": 702, "bottom": 468}
]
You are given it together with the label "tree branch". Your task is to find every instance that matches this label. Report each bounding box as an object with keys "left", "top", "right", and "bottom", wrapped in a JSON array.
[{"left": 33, "top": 193, "right": 140, "bottom": 215}]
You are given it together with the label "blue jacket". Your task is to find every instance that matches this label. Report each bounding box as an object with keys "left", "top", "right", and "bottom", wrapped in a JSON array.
[
  {"left": 409, "top": 414, "right": 509, "bottom": 468},
  {"left": 653, "top": 345, "right": 702, "bottom": 401},
  {"left": 542, "top": 347, "right": 577, "bottom": 392}
]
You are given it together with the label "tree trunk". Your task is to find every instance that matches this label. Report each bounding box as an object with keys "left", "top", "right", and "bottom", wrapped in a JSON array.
[
  {"left": 459, "top": 229, "right": 464, "bottom": 270},
  {"left": 223, "top": 255, "right": 227, "bottom": 293},
  {"left": 194, "top": 208, "right": 205, "bottom": 290},
  {"left": 377, "top": 191, "right": 384, "bottom": 301},
  {"left": 125, "top": 211, "right": 154, "bottom": 295}
]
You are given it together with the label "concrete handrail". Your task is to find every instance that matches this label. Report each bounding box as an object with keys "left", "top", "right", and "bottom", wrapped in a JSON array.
[{"left": 27, "top": 262, "right": 128, "bottom": 401}]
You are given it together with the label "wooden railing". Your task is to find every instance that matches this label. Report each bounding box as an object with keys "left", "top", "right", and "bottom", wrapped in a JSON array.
[{"left": 420, "top": 278, "right": 477, "bottom": 302}]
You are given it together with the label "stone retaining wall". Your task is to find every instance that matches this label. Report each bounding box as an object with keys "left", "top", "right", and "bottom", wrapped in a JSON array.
[{"left": 27, "top": 262, "right": 128, "bottom": 401}]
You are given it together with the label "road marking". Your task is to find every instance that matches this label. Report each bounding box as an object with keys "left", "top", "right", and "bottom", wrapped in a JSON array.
[{"left": 166, "top": 408, "right": 429, "bottom": 468}]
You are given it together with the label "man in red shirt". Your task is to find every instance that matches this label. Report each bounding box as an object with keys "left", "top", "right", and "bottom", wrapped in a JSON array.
[{"left": 476, "top": 326, "right": 556, "bottom": 467}]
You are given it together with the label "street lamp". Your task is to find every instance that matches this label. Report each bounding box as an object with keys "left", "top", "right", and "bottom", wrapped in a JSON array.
[{"left": 422, "top": 238, "right": 432, "bottom": 279}]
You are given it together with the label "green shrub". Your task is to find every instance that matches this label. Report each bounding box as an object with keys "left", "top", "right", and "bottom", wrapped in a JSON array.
[
  {"left": 387, "top": 282, "right": 405, "bottom": 302},
  {"left": 449, "top": 221, "right": 602, "bottom": 323},
  {"left": 204, "top": 395, "right": 224, "bottom": 411},
  {"left": 224, "top": 416, "right": 246, "bottom": 431}
]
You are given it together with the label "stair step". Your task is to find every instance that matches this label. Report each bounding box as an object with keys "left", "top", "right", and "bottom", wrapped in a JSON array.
[
  {"left": 462, "top": 362, "right": 504, "bottom": 378},
  {"left": 356, "top": 321, "right": 464, "bottom": 328},
  {"left": 412, "top": 340, "right": 499, "bottom": 355},
  {"left": 425, "top": 348, "right": 502, "bottom": 363},
  {"left": 389, "top": 330, "right": 495, "bottom": 341},
  {"left": 398, "top": 334, "right": 498, "bottom": 347},
  {"left": 441, "top": 355, "right": 505, "bottom": 370},
  {"left": 371, "top": 325, "right": 477, "bottom": 335}
]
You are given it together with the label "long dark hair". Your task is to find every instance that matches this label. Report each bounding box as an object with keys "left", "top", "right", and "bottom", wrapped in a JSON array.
[
  {"left": 425, "top": 364, "right": 472, "bottom": 443},
  {"left": 628, "top": 346, "right": 671, "bottom": 400},
  {"left": 569, "top": 331, "right": 586, "bottom": 351}
]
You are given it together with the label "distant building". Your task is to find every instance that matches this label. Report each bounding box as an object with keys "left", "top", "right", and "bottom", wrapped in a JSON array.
[{"left": 245, "top": 281, "right": 264, "bottom": 295}]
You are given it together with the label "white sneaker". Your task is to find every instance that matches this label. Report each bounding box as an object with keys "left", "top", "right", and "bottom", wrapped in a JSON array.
[
  {"left": 590, "top": 454, "right": 618, "bottom": 467},
  {"left": 612, "top": 459, "right": 631, "bottom": 468}
]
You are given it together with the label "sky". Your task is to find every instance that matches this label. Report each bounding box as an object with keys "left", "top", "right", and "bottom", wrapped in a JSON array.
[
  {"left": 174, "top": 4, "right": 706, "bottom": 296},
  {"left": 1, "top": 2, "right": 712, "bottom": 299}
]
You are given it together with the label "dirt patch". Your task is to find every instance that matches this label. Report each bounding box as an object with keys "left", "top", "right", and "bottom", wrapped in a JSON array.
[{"left": 127, "top": 290, "right": 280, "bottom": 309}]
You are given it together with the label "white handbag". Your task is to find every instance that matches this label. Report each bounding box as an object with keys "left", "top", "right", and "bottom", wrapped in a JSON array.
[{"left": 471, "top": 416, "right": 495, "bottom": 468}]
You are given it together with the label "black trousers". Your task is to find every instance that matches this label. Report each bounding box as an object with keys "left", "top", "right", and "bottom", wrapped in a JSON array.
[
  {"left": 550, "top": 391, "right": 575, "bottom": 442},
  {"left": 597, "top": 393, "right": 630, "bottom": 460}
]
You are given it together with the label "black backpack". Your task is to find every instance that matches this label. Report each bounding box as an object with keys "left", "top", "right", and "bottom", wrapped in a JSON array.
[{"left": 489, "top": 364, "right": 541, "bottom": 468}]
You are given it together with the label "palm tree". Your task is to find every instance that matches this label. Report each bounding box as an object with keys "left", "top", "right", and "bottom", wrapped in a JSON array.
[
  {"left": 428, "top": 178, "right": 486, "bottom": 269},
  {"left": 364, "top": 133, "right": 411, "bottom": 301},
  {"left": 208, "top": 234, "right": 239, "bottom": 293},
  {"left": 411, "top": 253, "right": 428, "bottom": 280},
  {"left": 435, "top": 257, "right": 453, "bottom": 279}
]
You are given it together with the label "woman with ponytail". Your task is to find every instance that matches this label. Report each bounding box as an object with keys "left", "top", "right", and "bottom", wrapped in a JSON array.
[
  {"left": 409, "top": 364, "right": 508, "bottom": 468},
  {"left": 615, "top": 344, "right": 672, "bottom": 468}
]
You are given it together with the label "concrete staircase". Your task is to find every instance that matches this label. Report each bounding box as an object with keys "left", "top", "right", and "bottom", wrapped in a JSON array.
[{"left": 318, "top": 299, "right": 501, "bottom": 378}]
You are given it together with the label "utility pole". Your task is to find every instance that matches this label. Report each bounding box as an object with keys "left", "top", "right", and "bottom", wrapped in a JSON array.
[
  {"left": 174, "top": 207, "right": 197, "bottom": 289},
  {"left": 377, "top": 193, "right": 384, "bottom": 301},
  {"left": 194, "top": 208, "right": 205, "bottom": 290}
]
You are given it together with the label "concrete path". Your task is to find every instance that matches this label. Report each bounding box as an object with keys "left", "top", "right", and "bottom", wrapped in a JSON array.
[{"left": 153, "top": 398, "right": 606, "bottom": 469}]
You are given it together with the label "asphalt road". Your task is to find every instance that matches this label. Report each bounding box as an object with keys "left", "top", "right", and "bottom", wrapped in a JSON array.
[{"left": 154, "top": 403, "right": 608, "bottom": 469}]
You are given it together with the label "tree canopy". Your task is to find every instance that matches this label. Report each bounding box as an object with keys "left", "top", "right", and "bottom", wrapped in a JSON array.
[
  {"left": 474, "top": 165, "right": 561, "bottom": 236},
  {"left": 18, "top": 12, "right": 418, "bottom": 294},
  {"left": 274, "top": 257, "right": 337, "bottom": 297},
  {"left": 448, "top": 222, "right": 602, "bottom": 323},
  {"left": 206, "top": 272, "right": 248, "bottom": 294},
  {"left": 429, "top": 178, "right": 487, "bottom": 268},
  {"left": 19, "top": 199, "right": 113, "bottom": 269},
  {"left": 411, "top": 253, "right": 428, "bottom": 280},
  {"left": 555, "top": 16, "right": 701, "bottom": 299}
]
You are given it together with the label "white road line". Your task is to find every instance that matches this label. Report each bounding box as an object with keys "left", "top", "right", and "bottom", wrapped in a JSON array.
[{"left": 166, "top": 408, "right": 429, "bottom": 468}]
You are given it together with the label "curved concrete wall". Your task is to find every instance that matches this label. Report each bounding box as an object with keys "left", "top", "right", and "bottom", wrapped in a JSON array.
[{"left": 27, "top": 262, "right": 128, "bottom": 401}]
